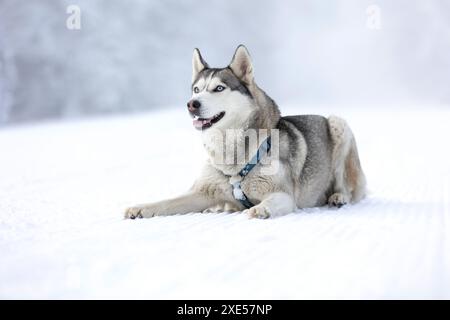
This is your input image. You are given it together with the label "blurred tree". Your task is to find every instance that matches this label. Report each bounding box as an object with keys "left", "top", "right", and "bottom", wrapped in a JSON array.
[{"left": 0, "top": 0, "right": 448, "bottom": 124}]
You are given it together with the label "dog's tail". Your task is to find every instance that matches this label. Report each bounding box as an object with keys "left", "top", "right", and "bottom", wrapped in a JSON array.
[{"left": 328, "top": 115, "right": 366, "bottom": 203}]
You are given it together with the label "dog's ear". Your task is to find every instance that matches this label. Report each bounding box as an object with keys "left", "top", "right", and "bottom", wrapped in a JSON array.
[
  {"left": 192, "top": 48, "right": 209, "bottom": 83},
  {"left": 229, "top": 45, "right": 254, "bottom": 85}
]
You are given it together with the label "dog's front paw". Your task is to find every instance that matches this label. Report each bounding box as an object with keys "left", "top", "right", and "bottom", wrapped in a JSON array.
[
  {"left": 203, "top": 204, "right": 225, "bottom": 213},
  {"left": 243, "top": 205, "right": 271, "bottom": 219},
  {"left": 124, "top": 206, "right": 144, "bottom": 219},
  {"left": 124, "top": 206, "right": 154, "bottom": 219}
]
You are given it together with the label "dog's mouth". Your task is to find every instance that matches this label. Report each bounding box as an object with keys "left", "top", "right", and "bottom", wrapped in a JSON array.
[{"left": 192, "top": 111, "right": 225, "bottom": 130}]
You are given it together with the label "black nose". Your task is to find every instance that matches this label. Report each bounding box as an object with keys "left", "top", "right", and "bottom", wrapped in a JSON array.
[
  {"left": 192, "top": 100, "right": 201, "bottom": 108},
  {"left": 187, "top": 99, "right": 201, "bottom": 112}
]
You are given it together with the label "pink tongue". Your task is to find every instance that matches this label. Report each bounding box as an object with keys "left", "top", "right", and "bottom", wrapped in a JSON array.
[{"left": 193, "top": 118, "right": 211, "bottom": 128}]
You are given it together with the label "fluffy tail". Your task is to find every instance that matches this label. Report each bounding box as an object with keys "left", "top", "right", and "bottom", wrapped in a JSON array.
[{"left": 328, "top": 116, "right": 366, "bottom": 204}]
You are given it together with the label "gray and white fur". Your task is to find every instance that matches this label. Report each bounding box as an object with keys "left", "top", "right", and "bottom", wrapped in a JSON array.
[{"left": 125, "top": 45, "right": 366, "bottom": 219}]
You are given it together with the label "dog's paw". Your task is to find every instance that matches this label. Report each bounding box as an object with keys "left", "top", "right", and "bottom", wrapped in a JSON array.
[
  {"left": 243, "top": 205, "right": 271, "bottom": 219},
  {"left": 203, "top": 204, "right": 225, "bottom": 214},
  {"left": 124, "top": 206, "right": 153, "bottom": 219},
  {"left": 328, "top": 193, "right": 348, "bottom": 208}
]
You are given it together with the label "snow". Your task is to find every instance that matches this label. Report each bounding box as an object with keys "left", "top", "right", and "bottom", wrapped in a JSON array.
[{"left": 0, "top": 105, "right": 449, "bottom": 299}]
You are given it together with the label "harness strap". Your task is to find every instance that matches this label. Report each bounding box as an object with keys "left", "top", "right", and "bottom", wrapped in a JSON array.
[{"left": 230, "top": 136, "right": 271, "bottom": 209}]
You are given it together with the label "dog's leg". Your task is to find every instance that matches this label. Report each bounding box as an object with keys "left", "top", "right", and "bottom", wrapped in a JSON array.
[
  {"left": 203, "top": 202, "right": 241, "bottom": 213},
  {"left": 125, "top": 191, "right": 217, "bottom": 219},
  {"left": 328, "top": 116, "right": 366, "bottom": 207},
  {"left": 243, "top": 192, "right": 296, "bottom": 219}
]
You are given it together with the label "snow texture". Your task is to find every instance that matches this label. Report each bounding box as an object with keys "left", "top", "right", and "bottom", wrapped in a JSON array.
[{"left": 0, "top": 105, "right": 449, "bottom": 299}]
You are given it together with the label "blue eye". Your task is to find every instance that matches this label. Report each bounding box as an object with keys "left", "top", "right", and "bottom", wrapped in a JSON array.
[
  {"left": 214, "top": 85, "right": 225, "bottom": 92},
  {"left": 193, "top": 87, "right": 199, "bottom": 93}
]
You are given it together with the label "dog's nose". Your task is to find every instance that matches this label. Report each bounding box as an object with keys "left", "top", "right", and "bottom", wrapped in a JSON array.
[{"left": 187, "top": 100, "right": 201, "bottom": 113}]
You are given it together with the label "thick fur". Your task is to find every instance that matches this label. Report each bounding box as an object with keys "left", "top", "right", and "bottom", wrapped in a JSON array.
[{"left": 125, "top": 45, "right": 366, "bottom": 219}]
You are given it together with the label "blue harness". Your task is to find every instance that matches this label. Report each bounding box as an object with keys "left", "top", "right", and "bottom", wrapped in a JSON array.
[{"left": 230, "top": 136, "right": 271, "bottom": 209}]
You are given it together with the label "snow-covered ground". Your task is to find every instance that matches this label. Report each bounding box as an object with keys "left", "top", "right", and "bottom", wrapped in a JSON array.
[{"left": 0, "top": 105, "right": 449, "bottom": 299}]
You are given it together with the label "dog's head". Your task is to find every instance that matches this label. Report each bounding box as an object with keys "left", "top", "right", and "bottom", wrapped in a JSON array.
[{"left": 187, "top": 45, "right": 258, "bottom": 131}]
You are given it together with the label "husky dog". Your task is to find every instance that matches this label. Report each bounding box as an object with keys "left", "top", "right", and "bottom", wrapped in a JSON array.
[{"left": 125, "top": 45, "right": 366, "bottom": 219}]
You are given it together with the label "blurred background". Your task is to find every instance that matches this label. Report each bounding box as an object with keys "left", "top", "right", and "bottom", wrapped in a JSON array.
[{"left": 0, "top": 0, "right": 449, "bottom": 125}]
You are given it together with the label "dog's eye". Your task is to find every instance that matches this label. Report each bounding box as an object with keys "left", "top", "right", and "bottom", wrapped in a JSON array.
[
  {"left": 193, "top": 87, "right": 199, "bottom": 93},
  {"left": 214, "top": 85, "right": 225, "bottom": 92}
]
